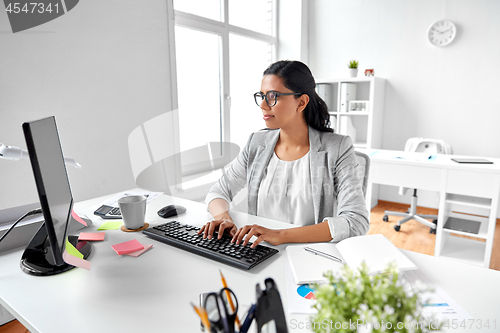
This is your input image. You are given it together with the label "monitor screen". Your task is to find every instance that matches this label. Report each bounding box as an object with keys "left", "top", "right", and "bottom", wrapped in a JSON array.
[{"left": 22, "top": 116, "right": 73, "bottom": 268}]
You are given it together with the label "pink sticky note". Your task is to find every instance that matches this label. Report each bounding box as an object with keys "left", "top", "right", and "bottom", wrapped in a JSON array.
[
  {"left": 78, "top": 232, "right": 105, "bottom": 241},
  {"left": 125, "top": 244, "right": 153, "bottom": 257},
  {"left": 63, "top": 250, "right": 91, "bottom": 271},
  {"left": 71, "top": 209, "right": 87, "bottom": 227},
  {"left": 111, "top": 239, "right": 144, "bottom": 255}
]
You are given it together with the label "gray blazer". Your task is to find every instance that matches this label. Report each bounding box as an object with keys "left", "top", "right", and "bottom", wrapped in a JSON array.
[{"left": 206, "top": 126, "right": 369, "bottom": 242}]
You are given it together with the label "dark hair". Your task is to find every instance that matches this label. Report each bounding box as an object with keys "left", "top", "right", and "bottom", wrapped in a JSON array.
[{"left": 263, "top": 60, "right": 333, "bottom": 133}]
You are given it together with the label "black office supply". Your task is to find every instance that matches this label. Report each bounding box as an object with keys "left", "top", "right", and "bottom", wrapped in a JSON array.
[
  {"left": 22, "top": 116, "right": 91, "bottom": 276},
  {"left": 94, "top": 204, "right": 122, "bottom": 219},
  {"left": 451, "top": 158, "right": 493, "bottom": 164},
  {"left": 158, "top": 204, "right": 186, "bottom": 218},
  {"left": 142, "top": 221, "right": 279, "bottom": 270},
  {"left": 255, "top": 278, "right": 288, "bottom": 333}
]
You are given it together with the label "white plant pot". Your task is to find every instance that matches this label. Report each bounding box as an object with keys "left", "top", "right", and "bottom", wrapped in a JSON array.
[{"left": 349, "top": 68, "right": 358, "bottom": 77}]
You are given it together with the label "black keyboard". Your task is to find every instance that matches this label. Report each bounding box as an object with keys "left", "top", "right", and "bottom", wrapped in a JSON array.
[{"left": 142, "top": 221, "right": 279, "bottom": 270}]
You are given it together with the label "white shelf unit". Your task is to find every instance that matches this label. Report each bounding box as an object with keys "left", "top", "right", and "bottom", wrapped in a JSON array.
[
  {"left": 316, "top": 77, "right": 386, "bottom": 149},
  {"left": 436, "top": 191, "right": 498, "bottom": 268}
]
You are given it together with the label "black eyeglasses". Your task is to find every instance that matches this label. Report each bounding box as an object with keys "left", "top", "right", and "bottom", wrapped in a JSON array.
[
  {"left": 254, "top": 91, "right": 303, "bottom": 107},
  {"left": 204, "top": 287, "right": 239, "bottom": 333}
]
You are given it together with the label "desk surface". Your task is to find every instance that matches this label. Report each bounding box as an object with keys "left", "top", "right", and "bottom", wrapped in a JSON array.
[
  {"left": 364, "top": 149, "right": 500, "bottom": 171},
  {"left": 1, "top": 194, "right": 500, "bottom": 333}
]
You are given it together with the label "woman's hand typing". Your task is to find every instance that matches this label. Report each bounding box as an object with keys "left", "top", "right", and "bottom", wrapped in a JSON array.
[
  {"left": 198, "top": 218, "right": 237, "bottom": 240},
  {"left": 231, "top": 224, "right": 283, "bottom": 248}
]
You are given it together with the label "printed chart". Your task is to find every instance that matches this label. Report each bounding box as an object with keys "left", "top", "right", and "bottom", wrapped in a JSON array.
[{"left": 296, "top": 285, "right": 316, "bottom": 300}]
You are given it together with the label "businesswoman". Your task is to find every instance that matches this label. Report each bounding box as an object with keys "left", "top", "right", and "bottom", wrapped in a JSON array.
[{"left": 199, "top": 60, "right": 369, "bottom": 247}]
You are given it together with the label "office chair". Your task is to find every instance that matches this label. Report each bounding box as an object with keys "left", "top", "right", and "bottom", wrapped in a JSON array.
[
  {"left": 354, "top": 150, "right": 370, "bottom": 198},
  {"left": 383, "top": 138, "right": 452, "bottom": 233}
]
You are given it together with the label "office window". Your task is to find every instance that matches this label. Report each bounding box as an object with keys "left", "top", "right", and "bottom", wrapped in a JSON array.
[
  {"left": 175, "top": 27, "right": 222, "bottom": 153},
  {"left": 229, "top": 34, "right": 273, "bottom": 147},
  {"left": 228, "top": 0, "right": 274, "bottom": 35},
  {"left": 173, "top": 0, "right": 222, "bottom": 22},
  {"left": 172, "top": 0, "right": 277, "bottom": 180}
]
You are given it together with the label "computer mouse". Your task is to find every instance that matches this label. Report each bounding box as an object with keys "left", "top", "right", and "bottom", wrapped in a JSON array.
[{"left": 157, "top": 204, "right": 186, "bottom": 218}]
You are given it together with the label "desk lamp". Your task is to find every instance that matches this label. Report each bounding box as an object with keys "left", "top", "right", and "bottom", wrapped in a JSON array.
[
  {"left": 0, "top": 142, "right": 82, "bottom": 168},
  {"left": 0, "top": 141, "right": 91, "bottom": 232}
]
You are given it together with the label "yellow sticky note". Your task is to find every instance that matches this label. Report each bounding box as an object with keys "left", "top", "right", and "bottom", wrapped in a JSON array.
[
  {"left": 65, "top": 238, "right": 83, "bottom": 259},
  {"left": 97, "top": 221, "right": 123, "bottom": 231}
]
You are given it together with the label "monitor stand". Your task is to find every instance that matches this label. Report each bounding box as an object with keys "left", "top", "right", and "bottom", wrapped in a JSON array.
[{"left": 20, "top": 223, "right": 91, "bottom": 276}]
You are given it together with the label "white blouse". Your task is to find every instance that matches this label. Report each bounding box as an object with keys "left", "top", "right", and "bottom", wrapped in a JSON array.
[{"left": 257, "top": 151, "right": 315, "bottom": 226}]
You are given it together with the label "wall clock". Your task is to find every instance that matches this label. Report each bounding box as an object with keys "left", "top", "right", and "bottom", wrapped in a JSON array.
[{"left": 428, "top": 20, "right": 457, "bottom": 46}]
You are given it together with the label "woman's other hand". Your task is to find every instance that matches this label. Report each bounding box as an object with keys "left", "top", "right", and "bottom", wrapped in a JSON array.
[
  {"left": 198, "top": 219, "right": 237, "bottom": 240},
  {"left": 231, "top": 224, "right": 283, "bottom": 248}
]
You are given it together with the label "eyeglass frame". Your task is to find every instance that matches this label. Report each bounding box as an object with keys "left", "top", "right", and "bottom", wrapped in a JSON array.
[
  {"left": 203, "top": 287, "right": 239, "bottom": 333},
  {"left": 254, "top": 91, "right": 303, "bottom": 107}
]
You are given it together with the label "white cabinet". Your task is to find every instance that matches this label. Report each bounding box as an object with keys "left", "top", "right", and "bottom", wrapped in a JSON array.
[
  {"left": 435, "top": 171, "right": 500, "bottom": 268},
  {"left": 316, "top": 77, "right": 385, "bottom": 149}
]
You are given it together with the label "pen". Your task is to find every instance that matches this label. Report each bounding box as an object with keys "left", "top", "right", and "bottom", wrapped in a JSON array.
[
  {"left": 220, "top": 270, "right": 241, "bottom": 329},
  {"left": 239, "top": 303, "right": 256, "bottom": 333},
  {"left": 304, "top": 247, "right": 343, "bottom": 263},
  {"left": 191, "top": 302, "right": 211, "bottom": 332}
]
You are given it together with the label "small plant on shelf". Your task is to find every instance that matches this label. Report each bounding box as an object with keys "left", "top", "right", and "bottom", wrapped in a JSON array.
[
  {"left": 348, "top": 60, "right": 359, "bottom": 69},
  {"left": 348, "top": 60, "right": 359, "bottom": 77}
]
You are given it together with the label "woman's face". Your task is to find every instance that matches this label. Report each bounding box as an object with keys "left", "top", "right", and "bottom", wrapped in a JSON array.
[{"left": 259, "top": 75, "right": 308, "bottom": 130}]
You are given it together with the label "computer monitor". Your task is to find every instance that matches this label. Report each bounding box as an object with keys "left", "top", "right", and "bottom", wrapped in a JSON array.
[{"left": 20, "top": 116, "right": 91, "bottom": 276}]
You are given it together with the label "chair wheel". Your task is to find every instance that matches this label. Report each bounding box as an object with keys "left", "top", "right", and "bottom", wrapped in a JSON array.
[
  {"left": 394, "top": 225, "right": 401, "bottom": 232},
  {"left": 430, "top": 228, "right": 436, "bottom": 234},
  {"left": 383, "top": 215, "right": 389, "bottom": 222}
]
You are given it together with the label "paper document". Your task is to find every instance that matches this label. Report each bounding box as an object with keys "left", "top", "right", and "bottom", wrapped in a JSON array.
[
  {"left": 285, "top": 259, "right": 317, "bottom": 314},
  {"left": 403, "top": 270, "right": 472, "bottom": 321},
  {"left": 100, "top": 190, "right": 162, "bottom": 208},
  {"left": 287, "top": 234, "right": 417, "bottom": 284}
]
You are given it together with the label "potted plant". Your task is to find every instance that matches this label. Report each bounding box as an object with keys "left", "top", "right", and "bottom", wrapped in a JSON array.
[
  {"left": 311, "top": 263, "right": 441, "bottom": 333},
  {"left": 348, "top": 60, "right": 359, "bottom": 77}
]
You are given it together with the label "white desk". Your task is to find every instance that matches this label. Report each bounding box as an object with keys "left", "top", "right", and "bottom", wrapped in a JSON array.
[
  {"left": 363, "top": 149, "right": 500, "bottom": 268},
  {"left": 1, "top": 194, "right": 500, "bottom": 333}
]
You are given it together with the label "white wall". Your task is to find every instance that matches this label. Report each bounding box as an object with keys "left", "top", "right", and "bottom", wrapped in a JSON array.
[
  {"left": 278, "top": 0, "right": 309, "bottom": 62},
  {"left": 308, "top": 0, "right": 500, "bottom": 208},
  {"left": 0, "top": 0, "right": 173, "bottom": 213}
]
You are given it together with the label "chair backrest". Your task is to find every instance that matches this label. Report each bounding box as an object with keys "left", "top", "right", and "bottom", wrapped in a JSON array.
[
  {"left": 354, "top": 150, "right": 370, "bottom": 197},
  {"left": 399, "top": 137, "right": 453, "bottom": 196},
  {"left": 404, "top": 137, "right": 453, "bottom": 154}
]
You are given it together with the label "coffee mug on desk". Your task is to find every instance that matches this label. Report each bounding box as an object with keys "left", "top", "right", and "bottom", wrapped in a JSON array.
[{"left": 118, "top": 195, "right": 147, "bottom": 230}]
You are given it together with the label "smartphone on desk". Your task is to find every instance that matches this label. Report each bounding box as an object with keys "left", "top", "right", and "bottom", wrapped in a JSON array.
[{"left": 94, "top": 205, "right": 122, "bottom": 219}]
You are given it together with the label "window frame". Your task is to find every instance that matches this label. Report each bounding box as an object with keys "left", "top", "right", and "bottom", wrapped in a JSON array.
[{"left": 167, "top": 0, "right": 278, "bottom": 192}]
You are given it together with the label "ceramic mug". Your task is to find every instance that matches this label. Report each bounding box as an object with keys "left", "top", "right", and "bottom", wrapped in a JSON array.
[{"left": 118, "top": 195, "right": 147, "bottom": 230}]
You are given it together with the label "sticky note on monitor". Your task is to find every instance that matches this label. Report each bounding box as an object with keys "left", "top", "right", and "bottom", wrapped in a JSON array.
[
  {"left": 65, "top": 238, "right": 83, "bottom": 259},
  {"left": 63, "top": 251, "right": 91, "bottom": 271},
  {"left": 63, "top": 237, "right": 91, "bottom": 270},
  {"left": 71, "top": 209, "right": 88, "bottom": 226}
]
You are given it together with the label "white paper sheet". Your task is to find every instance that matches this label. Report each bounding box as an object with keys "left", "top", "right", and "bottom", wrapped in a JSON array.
[
  {"left": 285, "top": 258, "right": 317, "bottom": 314},
  {"left": 403, "top": 270, "right": 473, "bottom": 321}
]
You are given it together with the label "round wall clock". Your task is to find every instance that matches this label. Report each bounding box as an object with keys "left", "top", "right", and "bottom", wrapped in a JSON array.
[{"left": 428, "top": 20, "right": 457, "bottom": 46}]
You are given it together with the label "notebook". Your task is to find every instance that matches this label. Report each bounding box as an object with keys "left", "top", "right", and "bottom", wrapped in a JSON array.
[
  {"left": 286, "top": 234, "right": 417, "bottom": 284},
  {"left": 451, "top": 158, "right": 493, "bottom": 164}
]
